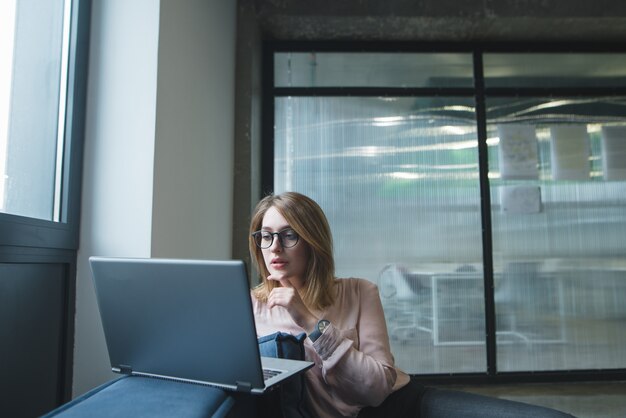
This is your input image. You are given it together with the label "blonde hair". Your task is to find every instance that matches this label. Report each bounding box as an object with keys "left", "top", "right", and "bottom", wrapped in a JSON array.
[{"left": 249, "top": 192, "right": 336, "bottom": 310}]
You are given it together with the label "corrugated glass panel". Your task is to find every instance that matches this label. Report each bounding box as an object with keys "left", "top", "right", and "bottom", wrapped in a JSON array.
[
  {"left": 275, "top": 53, "right": 474, "bottom": 88},
  {"left": 487, "top": 96, "right": 626, "bottom": 372},
  {"left": 275, "top": 96, "right": 486, "bottom": 373}
]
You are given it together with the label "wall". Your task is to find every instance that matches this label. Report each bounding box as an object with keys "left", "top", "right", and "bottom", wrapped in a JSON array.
[
  {"left": 232, "top": 0, "right": 263, "bottom": 267},
  {"left": 151, "top": 0, "right": 236, "bottom": 259},
  {"left": 74, "top": 0, "right": 236, "bottom": 397},
  {"left": 73, "top": 0, "right": 160, "bottom": 396}
]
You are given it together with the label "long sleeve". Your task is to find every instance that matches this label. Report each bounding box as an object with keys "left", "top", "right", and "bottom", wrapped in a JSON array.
[
  {"left": 252, "top": 278, "right": 410, "bottom": 418},
  {"left": 310, "top": 279, "right": 397, "bottom": 408}
]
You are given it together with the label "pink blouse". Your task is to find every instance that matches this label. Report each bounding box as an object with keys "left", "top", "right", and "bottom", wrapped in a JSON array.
[{"left": 251, "top": 278, "right": 410, "bottom": 418}]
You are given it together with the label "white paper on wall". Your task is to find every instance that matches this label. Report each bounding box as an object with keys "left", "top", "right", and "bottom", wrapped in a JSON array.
[
  {"left": 500, "top": 185, "right": 542, "bottom": 214},
  {"left": 601, "top": 126, "right": 626, "bottom": 180},
  {"left": 497, "top": 125, "right": 539, "bottom": 180},
  {"left": 549, "top": 125, "right": 590, "bottom": 181}
]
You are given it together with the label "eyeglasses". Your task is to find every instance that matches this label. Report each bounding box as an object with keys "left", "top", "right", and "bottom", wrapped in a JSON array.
[{"left": 251, "top": 229, "right": 300, "bottom": 249}]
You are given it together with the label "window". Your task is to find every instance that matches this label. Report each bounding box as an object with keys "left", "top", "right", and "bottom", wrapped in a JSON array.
[
  {"left": 483, "top": 53, "right": 626, "bottom": 372},
  {"left": 0, "top": 0, "right": 90, "bottom": 415},
  {"left": 267, "top": 45, "right": 626, "bottom": 380},
  {"left": 1, "top": 0, "right": 71, "bottom": 221}
]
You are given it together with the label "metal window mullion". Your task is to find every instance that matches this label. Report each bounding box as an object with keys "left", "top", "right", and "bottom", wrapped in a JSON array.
[
  {"left": 473, "top": 50, "right": 498, "bottom": 376},
  {"left": 262, "top": 44, "right": 276, "bottom": 193},
  {"left": 273, "top": 86, "right": 475, "bottom": 97}
]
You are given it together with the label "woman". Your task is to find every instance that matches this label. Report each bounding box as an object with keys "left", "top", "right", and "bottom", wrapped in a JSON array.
[
  {"left": 248, "top": 191, "right": 424, "bottom": 417},
  {"left": 248, "top": 192, "right": 575, "bottom": 418}
]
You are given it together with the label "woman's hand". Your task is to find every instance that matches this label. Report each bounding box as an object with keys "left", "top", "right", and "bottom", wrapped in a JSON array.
[{"left": 267, "top": 275, "right": 319, "bottom": 332}]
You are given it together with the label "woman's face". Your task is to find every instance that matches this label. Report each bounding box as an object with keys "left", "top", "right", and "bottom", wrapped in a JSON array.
[{"left": 260, "top": 206, "right": 309, "bottom": 290}]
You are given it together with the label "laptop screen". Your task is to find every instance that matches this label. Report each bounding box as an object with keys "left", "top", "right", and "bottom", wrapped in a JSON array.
[{"left": 90, "top": 257, "right": 266, "bottom": 389}]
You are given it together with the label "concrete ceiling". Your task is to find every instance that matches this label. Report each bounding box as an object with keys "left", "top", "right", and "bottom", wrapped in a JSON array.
[{"left": 251, "top": 0, "right": 626, "bottom": 42}]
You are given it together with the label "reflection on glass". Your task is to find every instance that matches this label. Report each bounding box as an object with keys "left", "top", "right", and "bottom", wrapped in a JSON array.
[
  {"left": 487, "top": 97, "right": 626, "bottom": 371},
  {"left": 275, "top": 52, "right": 474, "bottom": 88},
  {"left": 274, "top": 96, "right": 485, "bottom": 373}
]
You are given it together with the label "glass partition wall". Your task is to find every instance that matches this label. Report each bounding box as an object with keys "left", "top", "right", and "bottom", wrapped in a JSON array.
[
  {"left": 267, "top": 46, "right": 626, "bottom": 380},
  {"left": 483, "top": 53, "right": 626, "bottom": 373}
]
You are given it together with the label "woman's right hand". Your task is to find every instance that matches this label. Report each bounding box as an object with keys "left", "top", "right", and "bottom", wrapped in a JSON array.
[{"left": 267, "top": 276, "right": 319, "bottom": 333}]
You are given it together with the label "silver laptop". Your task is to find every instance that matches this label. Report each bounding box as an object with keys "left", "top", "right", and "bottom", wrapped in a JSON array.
[{"left": 89, "top": 256, "right": 313, "bottom": 394}]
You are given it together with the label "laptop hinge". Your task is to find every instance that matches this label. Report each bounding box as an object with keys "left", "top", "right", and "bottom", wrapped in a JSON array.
[
  {"left": 235, "top": 381, "right": 252, "bottom": 393},
  {"left": 114, "top": 364, "right": 133, "bottom": 375}
]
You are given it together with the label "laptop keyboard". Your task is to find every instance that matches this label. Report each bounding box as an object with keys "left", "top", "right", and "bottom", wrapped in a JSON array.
[{"left": 263, "top": 368, "right": 284, "bottom": 381}]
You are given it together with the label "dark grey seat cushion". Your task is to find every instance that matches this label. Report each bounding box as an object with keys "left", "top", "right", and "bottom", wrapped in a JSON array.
[{"left": 42, "top": 375, "right": 234, "bottom": 418}]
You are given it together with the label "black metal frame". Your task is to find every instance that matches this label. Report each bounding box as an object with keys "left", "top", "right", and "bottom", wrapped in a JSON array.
[{"left": 262, "top": 40, "right": 626, "bottom": 384}]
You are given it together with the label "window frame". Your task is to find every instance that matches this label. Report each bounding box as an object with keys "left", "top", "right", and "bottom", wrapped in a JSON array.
[
  {"left": 0, "top": 0, "right": 91, "bottom": 409},
  {"left": 263, "top": 40, "right": 626, "bottom": 384},
  {"left": 0, "top": 0, "right": 90, "bottom": 250}
]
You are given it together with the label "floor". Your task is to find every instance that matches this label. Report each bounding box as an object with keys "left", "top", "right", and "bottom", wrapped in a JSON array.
[{"left": 449, "top": 381, "right": 626, "bottom": 418}]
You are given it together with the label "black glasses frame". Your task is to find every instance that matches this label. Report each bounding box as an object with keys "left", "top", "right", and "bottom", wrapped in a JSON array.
[{"left": 251, "top": 229, "right": 300, "bottom": 249}]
